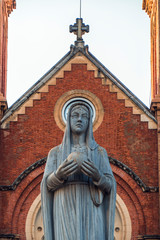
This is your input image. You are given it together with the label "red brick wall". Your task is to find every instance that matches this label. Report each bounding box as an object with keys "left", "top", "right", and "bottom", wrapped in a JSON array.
[{"left": 0, "top": 64, "right": 159, "bottom": 239}]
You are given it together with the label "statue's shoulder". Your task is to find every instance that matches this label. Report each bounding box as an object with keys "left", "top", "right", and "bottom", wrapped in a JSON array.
[
  {"left": 97, "top": 145, "right": 109, "bottom": 159},
  {"left": 97, "top": 145, "right": 107, "bottom": 154},
  {"left": 48, "top": 144, "right": 61, "bottom": 158}
]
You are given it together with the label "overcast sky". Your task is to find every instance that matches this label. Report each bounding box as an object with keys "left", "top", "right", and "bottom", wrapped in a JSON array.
[{"left": 7, "top": 0, "right": 150, "bottom": 107}]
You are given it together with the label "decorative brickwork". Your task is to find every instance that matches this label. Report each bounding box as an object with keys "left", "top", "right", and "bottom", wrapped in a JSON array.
[
  {"left": 0, "top": 0, "right": 159, "bottom": 238},
  {"left": 1, "top": 53, "right": 157, "bottom": 130},
  {"left": 0, "top": 59, "right": 159, "bottom": 239},
  {"left": 0, "top": 156, "right": 158, "bottom": 193}
]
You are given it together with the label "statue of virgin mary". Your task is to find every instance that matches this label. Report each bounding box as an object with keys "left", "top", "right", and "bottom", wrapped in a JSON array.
[{"left": 41, "top": 102, "right": 116, "bottom": 240}]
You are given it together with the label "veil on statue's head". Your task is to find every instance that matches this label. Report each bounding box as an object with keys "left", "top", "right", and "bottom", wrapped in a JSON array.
[
  {"left": 61, "top": 101, "right": 98, "bottom": 160},
  {"left": 41, "top": 101, "right": 116, "bottom": 240}
]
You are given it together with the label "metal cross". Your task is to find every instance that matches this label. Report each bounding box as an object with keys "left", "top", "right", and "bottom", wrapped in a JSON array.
[{"left": 70, "top": 18, "right": 89, "bottom": 41}]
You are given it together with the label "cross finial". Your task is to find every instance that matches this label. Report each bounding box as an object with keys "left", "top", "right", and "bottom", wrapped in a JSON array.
[{"left": 69, "top": 18, "right": 89, "bottom": 46}]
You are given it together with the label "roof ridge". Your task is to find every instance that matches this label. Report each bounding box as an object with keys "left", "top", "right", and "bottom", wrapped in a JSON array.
[{"left": 1, "top": 45, "right": 156, "bottom": 125}]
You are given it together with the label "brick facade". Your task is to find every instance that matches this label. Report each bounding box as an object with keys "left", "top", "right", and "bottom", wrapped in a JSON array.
[
  {"left": 0, "top": 1, "right": 159, "bottom": 239},
  {"left": 0, "top": 62, "right": 159, "bottom": 239}
]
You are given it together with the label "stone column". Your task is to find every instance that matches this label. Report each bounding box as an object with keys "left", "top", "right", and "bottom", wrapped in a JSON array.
[
  {"left": 0, "top": 0, "right": 16, "bottom": 119},
  {"left": 143, "top": 0, "right": 160, "bottom": 228}
]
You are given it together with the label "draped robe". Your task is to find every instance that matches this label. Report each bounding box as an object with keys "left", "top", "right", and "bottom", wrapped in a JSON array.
[{"left": 41, "top": 103, "right": 116, "bottom": 240}]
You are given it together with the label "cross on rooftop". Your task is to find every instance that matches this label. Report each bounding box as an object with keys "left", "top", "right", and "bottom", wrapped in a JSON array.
[{"left": 70, "top": 18, "right": 89, "bottom": 42}]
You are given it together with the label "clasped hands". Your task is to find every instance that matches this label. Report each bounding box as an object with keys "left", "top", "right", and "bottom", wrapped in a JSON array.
[{"left": 56, "top": 157, "right": 101, "bottom": 183}]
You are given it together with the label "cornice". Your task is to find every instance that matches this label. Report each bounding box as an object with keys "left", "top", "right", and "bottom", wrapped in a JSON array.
[
  {"left": 0, "top": 234, "right": 19, "bottom": 239},
  {"left": 142, "top": 0, "right": 153, "bottom": 17},
  {"left": 4, "top": 0, "right": 16, "bottom": 16},
  {"left": 138, "top": 235, "right": 160, "bottom": 239},
  {"left": 110, "top": 157, "right": 158, "bottom": 193}
]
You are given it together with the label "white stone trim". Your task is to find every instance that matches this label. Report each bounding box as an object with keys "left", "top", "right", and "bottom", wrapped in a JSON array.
[
  {"left": 2, "top": 54, "right": 157, "bottom": 130},
  {"left": 54, "top": 90, "right": 104, "bottom": 132},
  {"left": 115, "top": 195, "right": 132, "bottom": 240},
  {"left": 25, "top": 194, "right": 41, "bottom": 240},
  {"left": 25, "top": 193, "right": 132, "bottom": 240}
]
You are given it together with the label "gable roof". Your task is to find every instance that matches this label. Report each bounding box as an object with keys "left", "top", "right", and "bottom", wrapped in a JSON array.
[{"left": 0, "top": 44, "right": 157, "bottom": 127}]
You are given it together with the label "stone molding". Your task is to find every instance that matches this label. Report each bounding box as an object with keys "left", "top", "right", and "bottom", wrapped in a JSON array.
[
  {"left": 54, "top": 90, "right": 104, "bottom": 132},
  {"left": 0, "top": 156, "right": 158, "bottom": 193},
  {"left": 138, "top": 235, "right": 160, "bottom": 239},
  {"left": 0, "top": 93, "right": 7, "bottom": 119},
  {"left": 115, "top": 194, "right": 132, "bottom": 240},
  {"left": 0, "top": 157, "right": 46, "bottom": 191},
  {"left": 25, "top": 194, "right": 42, "bottom": 240},
  {"left": 142, "top": 0, "right": 153, "bottom": 17},
  {"left": 110, "top": 157, "right": 158, "bottom": 193},
  {"left": 4, "top": 0, "right": 16, "bottom": 16},
  {"left": 25, "top": 193, "right": 132, "bottom": 240},
  {"left": 1, "top": 49, "right": 157, "bottom": 130},
  {"left": 0, "top": 234, "right": 19, "bottom": 239}
]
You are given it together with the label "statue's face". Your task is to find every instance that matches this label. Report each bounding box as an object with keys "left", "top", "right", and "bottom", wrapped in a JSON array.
[{"left": 70, "top": 106, "right": 89, "bottom": 134}]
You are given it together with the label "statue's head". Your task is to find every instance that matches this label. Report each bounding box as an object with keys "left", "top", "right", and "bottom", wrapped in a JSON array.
[
  {"left": 62, "top": 102, "right": 97, "bottom": 151},
  {"left": 70, "top": 104, "right": 89, "bottom": 135}
]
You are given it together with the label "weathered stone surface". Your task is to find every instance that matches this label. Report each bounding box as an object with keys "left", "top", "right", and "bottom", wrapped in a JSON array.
[{"left": 41, "top": 102, "right": 116, "bottom": 239}]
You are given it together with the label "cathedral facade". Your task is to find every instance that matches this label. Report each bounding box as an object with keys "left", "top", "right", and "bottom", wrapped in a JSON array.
[{"left": 0, "top": 0, "right": 160, "bottom": 239}]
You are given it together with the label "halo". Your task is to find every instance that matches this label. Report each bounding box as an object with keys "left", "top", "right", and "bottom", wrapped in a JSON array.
[
  {"left": 62, "top": 98, "right": 96, "bottom": 124},
  {"left": 54, "top": 90, "right": 104, "bottom": 132}
]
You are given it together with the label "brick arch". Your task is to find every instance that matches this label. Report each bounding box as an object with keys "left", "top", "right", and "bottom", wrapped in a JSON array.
[
  {"left": 11, "top": 172, "right": 43, "bottom": 239},
  {"left": 112, "top": 166, "right": 146, "bottom": 238},
  {"left": 8, "top": 158, "right": 150, "bottom": 239},
  {"left": 0, "top": 156, "right": 157, "bottom": 192},
  {"left": 25, "top": 193, "right": 132, "bottom": 240}
]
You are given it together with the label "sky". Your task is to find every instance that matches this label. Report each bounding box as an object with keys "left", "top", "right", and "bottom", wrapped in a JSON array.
[{"left": 7, "top": 0, "right": 150, "bottom": 107}]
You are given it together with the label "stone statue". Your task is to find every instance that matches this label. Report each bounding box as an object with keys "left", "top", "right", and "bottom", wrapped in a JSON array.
[{"left": 41, "top": 102, "right": 116, "bottom": 240}]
